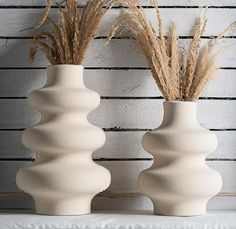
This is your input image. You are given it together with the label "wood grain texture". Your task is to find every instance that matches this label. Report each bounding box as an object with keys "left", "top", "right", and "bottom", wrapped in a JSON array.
[
  {"left": 103, "top": 161, "right": 236, "bottom": 193},
  {"left": 0, "top": 193, "right": 34, "bottom": 210},
  {"left": 0, "top": 130, "right": 235, "bottom": 159},
  {"left": 95, "top": 131, "right": 236, "bottom": 159},
  {"left": 0, "top": 69, "right": 235, "bottom": 98},
  {"left": 0, "top": 100, "right": 39, "bottom": 129},
  {"left": 0, "top": 0, "right": 235, "bottom": 6},
  {"left": 0, "top": 39, "right": 235, "bottom": 68},
  {"left": 0, "top": 131, "right": 33, "bottom": 159},
  {"left": 0, "top": 70, "right": 46, "bottom": 97},
  {"left": 0, "top": 9, "right": 236, "bottom": 37},
  {"left": 0, "top": 161, "right": 28, "bottom": 192},
  {"left": 0, "top": 161, "right": 235, "bottom": 193},
  {"left": 89, "top": 99, "right": 236, "bottom": 129},
  {"left": 0, "top": 99, "right": 235, "bottom": 129}
]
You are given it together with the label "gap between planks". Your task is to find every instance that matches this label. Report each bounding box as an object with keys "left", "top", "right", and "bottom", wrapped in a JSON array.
[
  {"left": 0, "top": 192, "right": 236, "bottom": 198},
  {"left": 0, "top": 67, "right": 236, "bottom": 70},
  {"left": 0, "top": 97, "right": 236, "bottom": 100},
  {"left": 1, "top": 6, "right": 236, "bottom": 9},
  {"left": 0, "top": 36, "right": 236, "bottom": 39},
  {"left": 0, "top": 128, "right": 236, "bottom": 131},
  {"left": 0, "top": 158, "right": 235, "bottom": 162}
]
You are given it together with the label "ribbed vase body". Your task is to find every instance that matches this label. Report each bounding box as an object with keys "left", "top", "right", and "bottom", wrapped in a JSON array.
[
  {"left": 16, "top": 65, "right": 111, "bottom": 215},
  {"left": 139, "top": 101, "right": 222, "bottom": 216}
]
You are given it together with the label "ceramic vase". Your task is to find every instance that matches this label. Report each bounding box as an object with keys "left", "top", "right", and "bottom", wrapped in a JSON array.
[
  {"left": 16, "top": 65, "right": 111, "bottom": 215},
  {"left": 139, "top": 101, "right": 222, "bottom": 216}
]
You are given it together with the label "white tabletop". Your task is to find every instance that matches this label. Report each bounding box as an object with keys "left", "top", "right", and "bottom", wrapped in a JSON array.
[{"left": 0, "top": 210, "right": 235, "bottom": 229}]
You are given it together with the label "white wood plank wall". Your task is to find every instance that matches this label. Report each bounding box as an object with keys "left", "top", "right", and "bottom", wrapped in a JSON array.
[{"left": 0, "top": 0, "right": 236, "bottom": 212}]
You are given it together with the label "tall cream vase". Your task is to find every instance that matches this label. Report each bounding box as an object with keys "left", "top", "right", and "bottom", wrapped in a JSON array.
[
  {"left": 16, "top": 65, "right": 111, "bottom": 215},
  {"left": 139, "top": 101, "right": 222, "bottom": 216}
]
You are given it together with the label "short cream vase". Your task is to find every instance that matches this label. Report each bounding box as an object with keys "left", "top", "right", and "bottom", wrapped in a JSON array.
[
  {"left": 16, "top": 65, "right": 111, "bottom": 215},
  {"left": 139, "top": 101, "right": 222, "bottom": 216}
]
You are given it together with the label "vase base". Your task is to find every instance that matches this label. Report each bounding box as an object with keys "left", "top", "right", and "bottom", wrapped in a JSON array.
[
  {"left": 34, "top": 197, "right": 92, "bottom": 216},
  {"left": 153, "top": 201, "right": 207, "bottom": 217}
]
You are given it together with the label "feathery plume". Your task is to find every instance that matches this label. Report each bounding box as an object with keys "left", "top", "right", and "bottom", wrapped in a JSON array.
[
  {"left": 30, "top": 0, "right": 115, "bottom": 65},
  {"left": 108, "top": 0, "right": 235, "bottom": 101}
]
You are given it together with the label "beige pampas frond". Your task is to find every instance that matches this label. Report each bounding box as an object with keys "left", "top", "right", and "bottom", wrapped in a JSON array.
[
  {"left": 183, "top": 8, "right": 207, "bottom": 100},
  {"left": 108, "top": 0, "right": 236, "bottom": 101},
  {"left": 34, "top": 0, "right": 52, "bottom": 29},
  {"left": 30, "top": 0, "right": 115, "bottom": 65}
]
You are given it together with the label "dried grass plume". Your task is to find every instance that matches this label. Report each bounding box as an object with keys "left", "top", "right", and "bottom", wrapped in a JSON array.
[
  {"left": 108, "top": 0, "right": 236, "bottom": 101},
  {"left": 30, "top": 0, "right": 115, "bottom": 65}
]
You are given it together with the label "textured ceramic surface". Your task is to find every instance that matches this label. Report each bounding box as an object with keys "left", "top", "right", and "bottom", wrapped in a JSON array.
[
  {"left": 16, "top": 65, "right": 111, "bottom": 215},
  {"left": 139, "top": 101, "right": 222, "bottom": 216}
]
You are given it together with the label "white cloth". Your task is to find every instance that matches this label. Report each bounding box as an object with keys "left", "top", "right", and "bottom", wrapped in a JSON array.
[{"left": 0, "top": 210, "right": 235, "bottom": 229}]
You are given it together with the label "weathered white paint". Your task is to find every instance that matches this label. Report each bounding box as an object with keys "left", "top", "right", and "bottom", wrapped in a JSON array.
[
  {"left": 84, "top": 131, "right": 236, "bottom": 159},
  {"left": 0, "top": 70, "right": 46, "bottom": 97},
  {"left": 0, "top": 9, "right": 236, "bottom": 37},
  {"left": 89, "top": 99, "right": 236, "bottom": 129},
  {"left": 0, "top": 99, "right": 235, "bottom": 129},
  {"left": 0, "top": 0, "right": 235, "bottom": 6},
  {"left": 1, "top": 161, "right": 235, "bottom": 193},
  {"left": 0, "top": 131, "right": 235, "bottom": 159},
  {"left": 209, "top": 131, "right": 236, "bottom": 159},
  {"left": 0, "top": 100, "right": 39, "bottom": 129},
  {"left": 1, "top": 131, "right": 235, "bottom": 159},
  {"left": 0, "top": 131, "right": 33, "bottom": 159},
  {"left": 0, "top": 39, "right": 235, "bottom": 68},
  {"left": 100, "top": 161, "right": 236, "bottom": 193},
  {"left": 0, "top": 69, "right": 236, "bottom": 98}
]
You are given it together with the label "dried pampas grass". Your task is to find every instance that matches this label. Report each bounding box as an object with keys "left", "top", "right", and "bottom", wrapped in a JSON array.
[
  {"left": 30, "top": 0, "right": 115, "bottom": 65},
  {"left": 108, "top": 0, "right": 236, "bottom": 101}
]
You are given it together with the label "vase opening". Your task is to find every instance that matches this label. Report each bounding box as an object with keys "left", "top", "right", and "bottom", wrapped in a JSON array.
[{"left": 161, "top": 101, "right": 198, "bottom": 128}]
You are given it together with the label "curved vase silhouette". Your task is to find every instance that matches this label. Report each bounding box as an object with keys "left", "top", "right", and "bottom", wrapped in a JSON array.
[
  {"left": 139, "top": 101, "right": 222, "bottom": 216},
  {"left": 16, "top": 65, "right": 111, "bottom": 215}
]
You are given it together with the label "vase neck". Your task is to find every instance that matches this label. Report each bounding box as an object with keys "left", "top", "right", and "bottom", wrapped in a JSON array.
[
  {"left": 46, "top": 65, "right": 85, "bottom": 87},
  {"left": 160, "top": 101, "right": 199, "bottom": 128}
]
